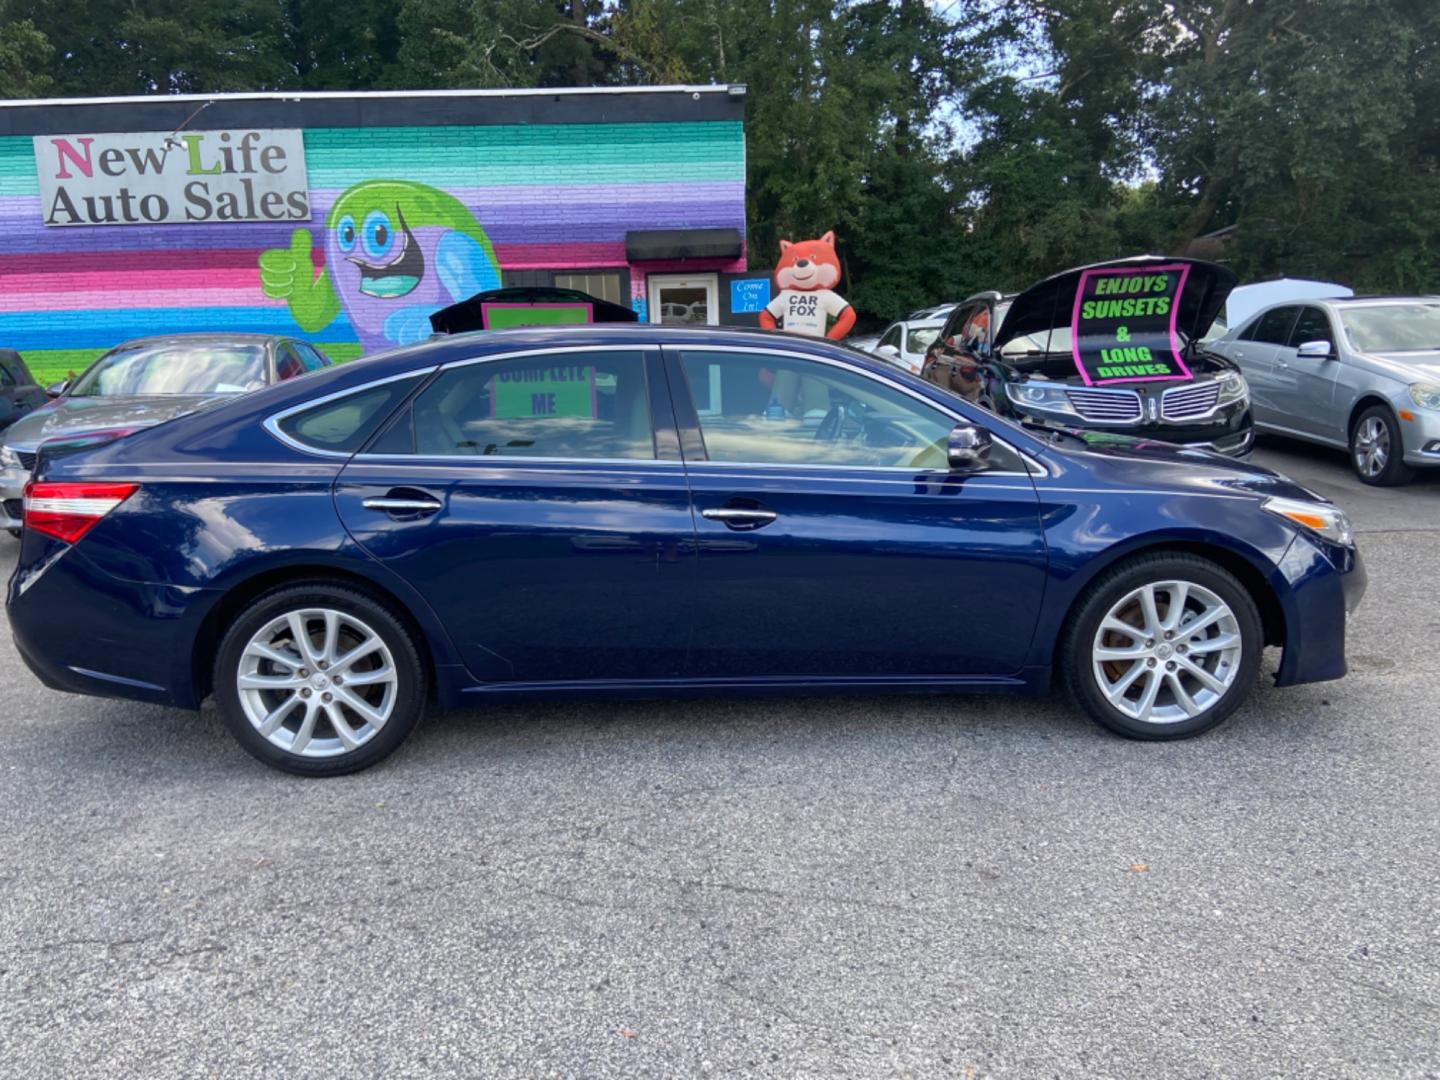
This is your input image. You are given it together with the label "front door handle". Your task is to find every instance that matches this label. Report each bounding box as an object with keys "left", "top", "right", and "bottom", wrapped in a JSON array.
[{"left": 701, "top": 507, "right": 778, "bottom": 530}]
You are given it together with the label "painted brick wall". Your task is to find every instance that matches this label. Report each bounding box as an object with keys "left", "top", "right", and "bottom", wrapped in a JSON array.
[{"left": 0, "top": 119, "right": 747, "bottom": 383}]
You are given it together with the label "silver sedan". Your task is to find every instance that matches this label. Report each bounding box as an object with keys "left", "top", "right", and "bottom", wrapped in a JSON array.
[{"left": 1208, "top": 297, "right": 1440, "bottom": 485}]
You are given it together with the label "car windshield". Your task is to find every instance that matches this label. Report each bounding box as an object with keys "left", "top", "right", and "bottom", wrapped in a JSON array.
[
  {"left": 906, "top": 327, "right": 941, "bottom": 352},
  {"left": 1339, "top": 303, "right": 1440, "bottom": 352},
  {"left": 70, "top": 344, "right": 268, "bottom": 396}
]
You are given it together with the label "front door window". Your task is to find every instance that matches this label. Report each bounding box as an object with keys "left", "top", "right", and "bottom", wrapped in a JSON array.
[{"left": 678, "top": 350, "right": 958, "bottom": 469}]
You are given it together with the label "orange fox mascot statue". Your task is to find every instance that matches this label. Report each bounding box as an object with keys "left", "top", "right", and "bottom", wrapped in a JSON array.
[{"left": 758, "top": 231, "right": 857, "bottom": 340}]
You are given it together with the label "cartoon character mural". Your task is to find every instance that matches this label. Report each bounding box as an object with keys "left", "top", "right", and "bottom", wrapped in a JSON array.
[
  {"left": 259, "top": 180, "right": 502, "bottom": 353},
  {"left": 757, "top": 231, "right": 856, "bottom": 341}
]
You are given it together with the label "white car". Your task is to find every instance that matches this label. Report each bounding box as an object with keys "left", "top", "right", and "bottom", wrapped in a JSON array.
[{"left": 870, "top": 318, "right": 946, "bottom": 375}]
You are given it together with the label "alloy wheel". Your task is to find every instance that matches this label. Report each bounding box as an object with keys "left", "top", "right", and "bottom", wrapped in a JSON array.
[
  {"left": 236, "top": 607, "right": 398, "bottom": 757},
  {"left": 1353, "top": 416, "right": 1390, "bottom": 479},
  {"left": 1091, "top": 580, "right": 1243, "bottom": 724}
]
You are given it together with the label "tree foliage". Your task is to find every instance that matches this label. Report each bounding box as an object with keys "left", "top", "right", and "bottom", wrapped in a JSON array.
[{"left": 3, "top": 0, "right": 1438, "bottom": 315}]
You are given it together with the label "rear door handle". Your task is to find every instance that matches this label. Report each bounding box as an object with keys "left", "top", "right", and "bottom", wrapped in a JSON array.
[
  {"left": 701, "top": 507, "right": 778, "bottom": 530},
  {"left": 361, "top": 491, "right": 444, "bottom": 516}
]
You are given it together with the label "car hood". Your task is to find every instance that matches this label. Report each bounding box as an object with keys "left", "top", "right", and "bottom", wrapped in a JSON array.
[
  {"left": 1364, "top": 349, "right": 1440, "bottom": 380},
  {"left": 994, "top": 255, "right": 1239, "bottom": 352},
  {"left": 1042, "top": 427, "right": 1323, "bottom": 501},
  {"left": 2, "top": 394, "right": 226, "bottom": 452}
]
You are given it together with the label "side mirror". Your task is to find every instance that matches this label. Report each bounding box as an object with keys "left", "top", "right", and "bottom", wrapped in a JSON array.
[
  {"left": 46, "top": 380, "right": 69, "bottom": 398},
  {"left": 875, "top": 343, "right": 900, "bottom": 358},
  {"left": 1296, "top": 340, "right": 1332, "bottom": 359},
  {"left": 947, "top": 422, "right": 993, "bottom": 472}
]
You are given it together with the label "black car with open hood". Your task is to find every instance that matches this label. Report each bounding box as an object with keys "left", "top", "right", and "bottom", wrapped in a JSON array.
[{"left": 920, "top": 256, "right": 1254, "bottom": 457}]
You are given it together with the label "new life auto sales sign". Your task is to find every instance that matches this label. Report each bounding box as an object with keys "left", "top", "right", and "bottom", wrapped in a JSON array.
[
  {"left": 1069, "top": 263, "right": 1194, "bottom": 385},
  {"left": 34, "top": 130, "right": 310, "bottom": 226}
]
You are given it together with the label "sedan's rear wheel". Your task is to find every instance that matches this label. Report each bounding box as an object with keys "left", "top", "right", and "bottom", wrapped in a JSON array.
[
  {"left": 1062, "top": 554, "right": 1263, "bottom": 739},
  {"left": 215, "top": 582, "right": 427, "bottom": 775}
]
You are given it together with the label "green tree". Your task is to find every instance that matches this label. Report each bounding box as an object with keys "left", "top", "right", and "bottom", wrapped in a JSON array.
[{"left": 0, "top": 6, "right": 53, "bottom": 98}]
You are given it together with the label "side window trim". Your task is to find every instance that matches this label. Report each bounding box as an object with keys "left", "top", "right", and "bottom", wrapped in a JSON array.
[{"left": 661, "top": 343, "right": 1037, "bottom": 476}]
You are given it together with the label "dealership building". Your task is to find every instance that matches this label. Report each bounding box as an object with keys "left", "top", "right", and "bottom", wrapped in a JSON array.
[{"left": 0, "top": 85, "right": 761, "bottom": 382}]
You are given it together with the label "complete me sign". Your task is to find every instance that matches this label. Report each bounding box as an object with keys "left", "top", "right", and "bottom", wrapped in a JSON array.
[
  {"left": 1069, "top": 264, "right": 1194, "bottom": 385},
  {"left": 34, "top": 130, "right": 310, "bottom": 227}
]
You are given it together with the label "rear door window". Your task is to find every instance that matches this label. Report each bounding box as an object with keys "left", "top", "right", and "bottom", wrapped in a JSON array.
[
  {"left": 1252, "top": 306, "right": 1300, "bottom": 345},
  {"left": 379, "top": 350, "right": 657, "bottom": 460}
]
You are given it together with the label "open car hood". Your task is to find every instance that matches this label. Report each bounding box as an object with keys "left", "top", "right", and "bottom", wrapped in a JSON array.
[{"left": 994, "top": 255, "right": 1238, "bottom": 352}]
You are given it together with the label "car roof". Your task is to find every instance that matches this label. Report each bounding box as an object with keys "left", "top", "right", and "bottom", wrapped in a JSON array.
[
  {"left": 1324, "top": 295, "right": 1440, "bottom": 306},
  {"left": 957, "top": 290, "right": 1009, "bottom": 307},
  {"left": 104, "top": 333, "right": 285, "bottom": 350},
  {"left": 1233, "top": 295, "right": 1440, "bottom": 324},
  {"left": 230, "top": 323, "right": 962, "bottom": 404}
]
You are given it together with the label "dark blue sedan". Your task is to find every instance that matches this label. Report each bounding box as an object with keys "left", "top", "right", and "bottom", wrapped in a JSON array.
[{"left": 6, "top": 326, "right": 1365, "bottom": 775}]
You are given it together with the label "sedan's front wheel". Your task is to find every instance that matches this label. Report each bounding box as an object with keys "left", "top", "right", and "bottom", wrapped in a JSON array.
[
  {"left": 214, "top": 582, "right": 428, "bottom": 775},
  {"left": 1062, "top": 554, "right": 1263, "bottom": 740},
  {"left": 1350, "top": 405, "right": 1415, "bottom": 487}
]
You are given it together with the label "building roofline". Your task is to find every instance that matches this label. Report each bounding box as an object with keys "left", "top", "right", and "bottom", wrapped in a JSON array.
[{"left": 0, "top": 85, "right": 747, "bottom": 111}]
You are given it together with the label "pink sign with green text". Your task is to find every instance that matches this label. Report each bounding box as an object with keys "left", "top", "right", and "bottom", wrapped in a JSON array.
[{"left": 1070, "top": 264, "right": 1194, "bottom": 385}]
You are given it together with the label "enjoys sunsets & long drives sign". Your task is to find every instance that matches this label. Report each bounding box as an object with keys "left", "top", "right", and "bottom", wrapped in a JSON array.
[{"left": 1069, "top": 264, "right": 1194, "bottom": 385}]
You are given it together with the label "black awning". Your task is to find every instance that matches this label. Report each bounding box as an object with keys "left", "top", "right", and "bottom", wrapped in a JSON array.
[
  {"left": 625, "top": 227, "right": 743, "bottom": 262},
  {"left": 429, "top": 286, "right": 638, "bottom": 334}
]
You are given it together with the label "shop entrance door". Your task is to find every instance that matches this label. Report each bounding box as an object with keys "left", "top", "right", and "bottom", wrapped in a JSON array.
[{"left": 648, "top": 274, "right": 719, "bottom": 326}]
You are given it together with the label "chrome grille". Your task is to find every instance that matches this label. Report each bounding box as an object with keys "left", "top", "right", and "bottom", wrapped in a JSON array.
[
  {"left": 1066, "top": 387, "right": 1143, "bottom": 423},
  {"left": 1161, "top": 381, "right": 1221, "bottom": 420},
  {"left": 15, "top": 450, "right": 36, "bottom": 471}
]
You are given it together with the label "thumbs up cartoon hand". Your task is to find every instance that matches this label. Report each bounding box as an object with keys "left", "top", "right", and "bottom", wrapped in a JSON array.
[
  {"left": 259, "top": 229, "right": 315, "bottom": 300},
  {"left": 257, "top": 228, "right": 340, "bottom": 333}
]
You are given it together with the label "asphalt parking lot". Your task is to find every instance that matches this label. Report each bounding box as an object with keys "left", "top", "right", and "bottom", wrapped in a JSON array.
[{"left": 2, "top": 436, "right": 1438, "bottom": 1079}]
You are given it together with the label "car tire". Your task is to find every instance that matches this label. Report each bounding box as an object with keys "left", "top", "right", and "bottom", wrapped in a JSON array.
[
  {"left": 1061, "top": 553, "right": 1263, "bottom": 740},
  {"left": 1349, "top": 405, "right": 1415, "bottom": 486},
  {"left": 213, "top": 581, "right": 428, "bottom": 776}
]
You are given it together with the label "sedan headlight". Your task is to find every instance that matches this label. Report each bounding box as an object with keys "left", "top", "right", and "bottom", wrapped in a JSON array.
[
  {"left": 1263, "top": 496, "right": 1354, "bottom": 547},
  {"left": 1217, "top": 371, "right": 1250, "bottom": 405},
  {"left": 0, "top": 446, "right": 20, "bottom": 469},
  {"left": 1408, "top": 382, "right": 1440, "bottom": 412},
  {"left": 1010, "top": 382, "right": 1077, "bottom": 416}
]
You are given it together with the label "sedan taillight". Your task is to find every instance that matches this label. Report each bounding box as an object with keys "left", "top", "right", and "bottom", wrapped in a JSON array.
[{"left": 23, "top": 481, "right": 139, "bottom": 544}]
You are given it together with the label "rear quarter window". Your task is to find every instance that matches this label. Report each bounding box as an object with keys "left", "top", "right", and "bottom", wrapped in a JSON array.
[{"left": 274, "top": 376, "right": 424, "bottom": 454}]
